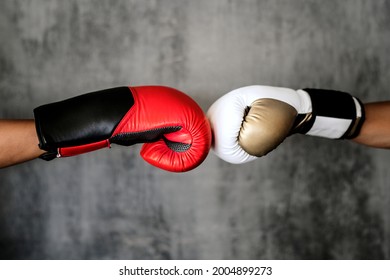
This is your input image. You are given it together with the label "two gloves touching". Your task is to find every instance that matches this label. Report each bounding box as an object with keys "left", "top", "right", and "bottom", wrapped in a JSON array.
[{"left": 34, "top": 85, "right": 364, "bottom": 172}]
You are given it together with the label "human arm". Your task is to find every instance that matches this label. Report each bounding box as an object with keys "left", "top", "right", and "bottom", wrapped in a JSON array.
[
  {"left": 352, "top": 101, "right": 390, "bottom": 148},
  {"left": 0, "top": 120, "right": 44, "bottom": 168}
]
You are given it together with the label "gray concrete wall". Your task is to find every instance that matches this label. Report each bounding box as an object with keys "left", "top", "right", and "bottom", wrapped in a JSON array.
[{"left": 1, "top": 0, "right": 389, "bottom": 259}]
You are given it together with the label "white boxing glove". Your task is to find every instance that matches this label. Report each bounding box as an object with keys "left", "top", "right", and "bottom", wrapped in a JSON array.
[{"left": 207, "top": 85, "right": 365, "bottom": 164}]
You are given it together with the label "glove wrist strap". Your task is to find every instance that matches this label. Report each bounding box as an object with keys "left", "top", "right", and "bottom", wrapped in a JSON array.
[{"left": 293, "top": 88, "right": 365, "bottom": 139}]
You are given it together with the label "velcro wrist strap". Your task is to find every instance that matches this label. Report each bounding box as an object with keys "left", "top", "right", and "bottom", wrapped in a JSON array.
[
  {"left": 297, "top": 89, "right": 365, "bottom": 139},
  {"left": 34, "top": 87, "right": 134, "bottom": 156}
]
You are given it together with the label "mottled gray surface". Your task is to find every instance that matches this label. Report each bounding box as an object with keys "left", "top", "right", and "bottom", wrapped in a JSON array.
[{"left": 1, "top": 0, "right": 390, "bottom": 259}]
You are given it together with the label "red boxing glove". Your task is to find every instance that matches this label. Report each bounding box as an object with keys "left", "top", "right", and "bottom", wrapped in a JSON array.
[{"left": 34, "top": 86, "right": 211, "bottom": 172}]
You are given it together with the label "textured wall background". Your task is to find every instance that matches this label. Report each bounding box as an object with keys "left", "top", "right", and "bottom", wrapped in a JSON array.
[{"left": 1, "top": 0, "right": 390, "bottom": 259}]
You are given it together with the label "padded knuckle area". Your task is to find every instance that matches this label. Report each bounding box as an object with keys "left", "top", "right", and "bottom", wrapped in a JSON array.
[{"left": 238, "top": 98, "right": 297, "bottom": 157}]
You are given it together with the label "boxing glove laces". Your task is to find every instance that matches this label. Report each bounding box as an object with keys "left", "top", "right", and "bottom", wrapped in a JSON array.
[
  {"left": 207, "top": 85, "right": 365, "bottom": 164},
  {"left": 34, "top": 86, "right": 212, "bottom": 172}
]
